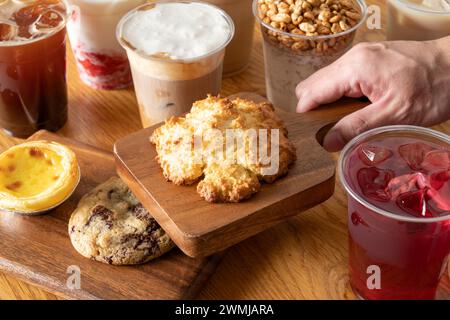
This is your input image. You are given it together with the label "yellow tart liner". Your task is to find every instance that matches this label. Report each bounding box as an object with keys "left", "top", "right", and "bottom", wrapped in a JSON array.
[{"left": 0, "top": 141, "right": 80, "bottom": 215}]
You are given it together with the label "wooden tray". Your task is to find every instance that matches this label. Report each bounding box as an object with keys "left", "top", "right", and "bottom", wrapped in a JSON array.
[
  {"left": 0, "top": 131, "right": 222, "bottom": 299},
  {"left": 114, "top": 93, "right": 368, "bottom": 258}
]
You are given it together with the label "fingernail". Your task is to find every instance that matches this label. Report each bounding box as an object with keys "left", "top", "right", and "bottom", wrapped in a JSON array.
[
  {"left": 296, "top": 100, "right": 306, "bottom": 113},
  {"left": 323, "top": 129, "right": 346, "bottom": 152}
]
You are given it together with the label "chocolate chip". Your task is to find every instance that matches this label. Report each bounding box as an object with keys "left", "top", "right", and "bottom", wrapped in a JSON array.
[
  {"left": 132, "top": 204, "right": 152, "bottom": 222},
  {"left": 86, "top": 205, "right": 114, "bottom": 227},
  {"left": 70, "top": 226, "right": 75, "bottom": 233},
  {"left": 146, "top": 220, "right": 160, "bottom": 234},
  {"left": 92, "top": 205, "right": 112, "bottom": 218},
  {"left": 122, "top": 233, "right": 158, "bottom": 252},
  {"left": 132, "top": 204, "right": 160, "bottom": 233},
  {"left": 106, "top": 256, "right": 113, "bottom": 265}
]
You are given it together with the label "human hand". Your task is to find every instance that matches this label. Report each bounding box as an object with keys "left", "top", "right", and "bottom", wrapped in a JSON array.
[{"left": 295, "top": 36, "right": 450, "bottom": 152}]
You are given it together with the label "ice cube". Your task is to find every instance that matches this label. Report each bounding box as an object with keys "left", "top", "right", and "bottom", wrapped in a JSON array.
[
  {"left": 357, "top": 167, "right": 394, "bottom": 202},
  {"left": 13, "top": 0, "right": 63, "bottom": 26},
  {"left": 357, "top": 144, "right": 392, "bottom": 166},
  {"left": 396, "top": 189, "right": 433, "bottom": 217},
  {"left": 0, "top": 22, "right": 17, "bottom": 41},
  {"left": 35, "top": 10, "right": 64, "bottom": 30},
  {"left": 398, "top": 142, "right": 434, "bottom": 170},
  {"left": 386, "top": 172, "right": 429, "bottom": 198},
  {"left": 430, "top": 170, "right": 450, "bottom": 190},
  {"left": 421, "top": 150, "right": 450, "bottom": 171},
  {"left": 17, "top": 25, "right": 32, "bottom": 39},
  {"left": 426, "top": 188, "right": 450, "bottom": 212}
]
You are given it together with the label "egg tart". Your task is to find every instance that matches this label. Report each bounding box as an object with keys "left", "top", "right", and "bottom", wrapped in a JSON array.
[{"left": 0, "top": 141, "right": 80, "bottom": 214}]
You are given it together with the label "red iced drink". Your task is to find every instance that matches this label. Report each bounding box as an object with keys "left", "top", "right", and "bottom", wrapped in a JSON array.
[
  {"left": 66, "top": 0, "right": 145, "bottom": 90},
  {"left": 339, "top": 126, "right": 450, "bottom": 300},
  {"left": 0, "top": 0, "right": 68, "bottom": 137}
]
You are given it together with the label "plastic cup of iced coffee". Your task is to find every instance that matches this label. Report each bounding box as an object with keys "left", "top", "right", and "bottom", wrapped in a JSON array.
[
  {"left": 339, "top": 125, "right": 450, "bottom": 300},
  {"left": 117, "top": 1, "right": 234, "bottom": 128},
  {"left": 66, "top": 0, "right": 147, "bottom": 90},
  {"left": 205, "top": 0, "right": 255, "bottom": 76},
  {"left": 0, "top": 0, "right": 69, "bottom": 137},
  {"left": 254, "top": 0, "right": 366, "bottom": 112},
  {"left": 387, "top": 0, "right": 450, "bottom": 41}
]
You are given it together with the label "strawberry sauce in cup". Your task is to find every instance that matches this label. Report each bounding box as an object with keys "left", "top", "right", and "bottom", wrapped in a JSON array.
[
  {"left": 339, "top": 125, "right": 450, "bottom": 300},
  {"left": 66, "top": 0, "right": 146, "bottom": 90}
]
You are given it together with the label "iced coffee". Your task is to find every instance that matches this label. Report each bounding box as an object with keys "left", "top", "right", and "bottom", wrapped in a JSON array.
[
  {"left": 0, "top": 0, "right": 68, "bottom": 137},
  {"left": 387, "top": 0, "right": 450, "bottom": 41},
  {"left": 254, "top": 0, "right": 366, "bottom": 112},
  {"left": 206, "top": 0, "right": 255, "bottom": 76},
  {"left": 67, "top": 0, "right": 146, "bottom": 90},
  {"left": 117, "top": 1, "right": 234, "bottom": 127}
]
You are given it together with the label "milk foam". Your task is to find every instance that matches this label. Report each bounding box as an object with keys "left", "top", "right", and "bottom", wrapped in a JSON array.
[{"left": 121, "top": 2, "right": 233, "bottom": 60}]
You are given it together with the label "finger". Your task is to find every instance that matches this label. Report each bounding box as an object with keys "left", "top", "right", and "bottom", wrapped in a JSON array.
[
  {"left": 295, "top": 59, "right": 364, "bottom": 113},
  {"left": 322, "top": 101, "right": 391, "bottom": 152}
]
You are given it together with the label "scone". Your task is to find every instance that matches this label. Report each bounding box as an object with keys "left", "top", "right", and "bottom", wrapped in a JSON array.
[
  {"left": 151, "top": 96, "right": 297, "bottom": 203},
  {"left": 69, "top": 177, "right": 175, "bottom": 265}
]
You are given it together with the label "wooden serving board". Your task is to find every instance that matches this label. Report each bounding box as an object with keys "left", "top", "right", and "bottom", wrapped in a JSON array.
[
  {"left": 114, "top": 93, "right": 368, "bottom": 258},
  {"left": 0, "top": 130, "right": 222, "bottom": 300}
]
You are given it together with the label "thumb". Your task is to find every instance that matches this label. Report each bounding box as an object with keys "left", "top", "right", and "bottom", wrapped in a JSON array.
[{"left": 323, "top": 102, "right": 388, "bottom": 152}]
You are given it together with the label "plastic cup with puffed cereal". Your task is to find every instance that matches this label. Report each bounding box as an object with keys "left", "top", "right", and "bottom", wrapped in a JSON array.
[{"left": 253, "top": 0, "right": 367, "bottom": 112}]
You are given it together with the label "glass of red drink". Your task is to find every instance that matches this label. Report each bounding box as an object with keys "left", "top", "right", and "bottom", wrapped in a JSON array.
[
  {"left": 0, "top": 0, "right": 68, "bottom": 138},
  {"left": 339, "top": 125, "right": 450, "bottom": 300}
]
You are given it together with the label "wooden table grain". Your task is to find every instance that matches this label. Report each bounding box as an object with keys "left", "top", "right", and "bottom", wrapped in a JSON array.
[{"left": 0, "top": 0, "right": 449, "bottom": 300}]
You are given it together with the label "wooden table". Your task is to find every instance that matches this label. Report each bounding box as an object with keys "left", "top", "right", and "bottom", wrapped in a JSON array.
[{"left": 0, "top": 0, "right": 449, "bottom": 299}]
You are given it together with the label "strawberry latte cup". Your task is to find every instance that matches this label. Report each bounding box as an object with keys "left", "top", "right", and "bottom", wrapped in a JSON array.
[
  {"left": 66, "top": 0, "right": 146, "bottom": 90},
  {"left": 339, "top": 125, "right": 450, "bottom": 300}
]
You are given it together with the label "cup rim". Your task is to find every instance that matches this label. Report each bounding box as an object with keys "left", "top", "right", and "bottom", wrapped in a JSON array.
[
  {"left": 389, "top": 0, "right": 450, "bottom": 15},
  {"left": 0, "top": 0, "right": 69, "bottom": 48},
  {"left": 252, "top": 0, "right": 368, "bottom": 41},
  {"left": 116, "top": 0, "right": 235, "bottom": 63},
  {"left": 338, "top": 125, "right": 450, "bottom": 224}
]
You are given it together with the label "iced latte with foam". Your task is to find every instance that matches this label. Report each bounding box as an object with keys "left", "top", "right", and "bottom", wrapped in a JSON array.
[{"left": 117, "top": 1, "right": 234, "bottom": 127}]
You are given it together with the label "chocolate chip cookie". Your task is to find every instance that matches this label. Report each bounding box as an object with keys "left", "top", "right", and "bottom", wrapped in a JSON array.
[{"left": 69, "top": 177, "right": 175, "bottom": 265}]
